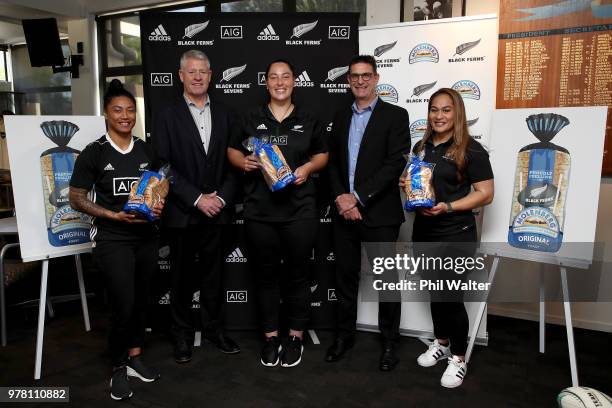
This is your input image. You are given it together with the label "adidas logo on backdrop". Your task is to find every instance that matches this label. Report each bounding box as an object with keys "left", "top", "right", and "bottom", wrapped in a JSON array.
[
  {"left": 226, "top": 247, "right": 247, "bottom": 263},
  {"left": 295, "top": 71, "right": 315, "bottom": 87},
  {"left": 149, "top": 24, "right": 171, "bottom": 41},
  {"left": 258, "top": 24, "right": 279, "bottom": 41}
]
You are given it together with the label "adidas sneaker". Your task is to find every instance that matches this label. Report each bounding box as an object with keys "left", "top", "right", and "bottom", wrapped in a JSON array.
[
  {"left": 441, "top": 355, "right": 467, "bottom": 388},
  {"left": 417, "top": 339, "right": 451, "bottom": 367},
  {"left": 281, "top": 336, "right": 304, "bottom": 368},
  {"left": 110, "top": 366, "right": 132, "bottom": 401},
  {"left": 260, "top": 336, "right": 282, "bottom": 367}
]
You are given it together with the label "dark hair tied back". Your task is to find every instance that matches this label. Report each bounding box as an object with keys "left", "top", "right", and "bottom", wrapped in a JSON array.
[{"left": 103, "top": 79, "right": 136, "bottom": 110}]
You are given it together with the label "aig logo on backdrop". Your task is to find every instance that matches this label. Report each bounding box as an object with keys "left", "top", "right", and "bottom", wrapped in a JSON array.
[
  {"left": 328, "top": 25, "right": 350, "bottom": 39},
  {"left": 151, "top": 73, "right": 173, "bottom": 87},
  {"left": 221, "top": 25, "right": 243, "bottom": 39},
  {"left": 227, "top": 291, "right": 248, "bottom": 303},
  {"left": 257, "top": 72, "right": 267, "bottom": 86}
]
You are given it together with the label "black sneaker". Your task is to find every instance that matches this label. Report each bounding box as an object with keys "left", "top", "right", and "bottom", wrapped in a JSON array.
[
  {"left": 110, "top": 366, "right": 133, "bottom": 401},
  {"left": 281, "top": 336, "right": 304, "bottom": 368},
  {"left": 127, "top": 355, "right": 161, "bottom": 382},
  {"left": 260, "top": 336, "right": 282, "bottom": 367}
]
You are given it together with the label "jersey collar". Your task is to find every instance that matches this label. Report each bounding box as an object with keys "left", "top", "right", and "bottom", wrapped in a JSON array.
[{"left": 105, "top": 133, "right": 134, "bottom": 155}]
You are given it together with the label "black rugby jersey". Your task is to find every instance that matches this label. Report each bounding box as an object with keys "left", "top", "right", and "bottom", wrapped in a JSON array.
[
  {"left": 230, "top": 104, "right": 328, "bottom": 222},
  {"left": 70, "top": 134, "right": 159, "bottom": 242},
  {"left": 413, "top": 136, "right": 493, "bottom": 236}
]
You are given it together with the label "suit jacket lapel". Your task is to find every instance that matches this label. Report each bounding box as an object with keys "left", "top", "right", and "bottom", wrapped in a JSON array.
[{"left": 177, "top": 98, "right": 207, "bottom": 157}]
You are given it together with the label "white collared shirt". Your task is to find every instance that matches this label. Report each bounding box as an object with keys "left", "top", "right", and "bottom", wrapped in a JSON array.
[{"left": 183, "top": 93, "right": 212, "bottom": 153}]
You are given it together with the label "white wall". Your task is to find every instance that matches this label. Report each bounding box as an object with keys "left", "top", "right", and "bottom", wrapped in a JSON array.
[{"left": 367, "top": 0, "right": 401, "bottom": 25}]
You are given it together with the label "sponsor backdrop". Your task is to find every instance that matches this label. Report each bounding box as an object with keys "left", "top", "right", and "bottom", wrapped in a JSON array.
[
  {"left": 357, "top": 15, "right": 498, "bottom": 342},
  {"left": 140, "top": 12, "right": 357, "bottom": 330},
  {"left": 359, "top": 15, "right": 498, "bottom": 149},
  {"left": 4, "top": 116, "right": 106, "bottom": 262}
]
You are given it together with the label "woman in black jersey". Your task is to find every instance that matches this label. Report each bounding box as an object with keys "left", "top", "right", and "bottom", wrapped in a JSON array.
[
  {"left": 69, "top": 80, "right": 162, "bottom": 401},
  {"left": 401, "top": 88, "right": 493, "bottom": 388},
  {"left": 228, "top": 60, "right": 328, "bottom": 368}
]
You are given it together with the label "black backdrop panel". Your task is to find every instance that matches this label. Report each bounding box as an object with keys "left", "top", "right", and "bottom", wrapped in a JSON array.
[
  {"left": 141, "top": 12, "right": 358, "bottom": 330},
  {"left": 140, "top": 12, "right": 358, "bottom": 138}
]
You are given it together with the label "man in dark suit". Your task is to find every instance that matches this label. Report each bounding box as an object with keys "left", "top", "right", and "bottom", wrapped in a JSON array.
[
  {"left": 325, "top": 55, "right": 411, "bottom": 371},
  {"left": 153, "top": 50, "right": 240, "bottom": 363}
]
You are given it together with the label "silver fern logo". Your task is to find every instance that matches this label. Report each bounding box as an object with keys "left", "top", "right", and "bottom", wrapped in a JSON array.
[
  {"left": 221, "top": 64, "right": 247, "bottom": 82},
  {"left": 373, "top": 41, "right": 397, "bottom": 57},
  {"left": 183, "top": 22, "right": 209, "bottom": 39},
  {"left": 320, "top": 66, "right": 350, "bottom": 94},
  {"left": 291, "top": 21, "right": 318, "bottom": 38},
  {"left": 449, "top": 39, "right": 485, "bottom": 63}
]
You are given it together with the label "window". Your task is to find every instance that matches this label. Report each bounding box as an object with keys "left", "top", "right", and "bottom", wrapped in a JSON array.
[
  {"left": 221, "top": 0, "right": 282, "bottom": 12},
  {"left": 0, "top": 49, "right": 8, "bottom": 82},
  {"left": 11, "top": 42, "right": 72, "bottom": 115},
  {"left": 297, "top": 0, "right": 366, "bottom": 26}
]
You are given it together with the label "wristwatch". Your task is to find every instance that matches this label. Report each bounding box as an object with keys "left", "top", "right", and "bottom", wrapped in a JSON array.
[{"left": 445, "top": 202, "right": 453, "bottom": 213}]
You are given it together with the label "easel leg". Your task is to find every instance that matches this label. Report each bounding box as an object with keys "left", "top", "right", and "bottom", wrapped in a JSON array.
[
  {"left": 34, "top": 260, "right": 49, "bottom": 380},
  {"left": 539, "top": 268, "right": 545, "bottom": 354},
  {"left": 465, "top": 256, "right": 499, "bottom": 363},
  {"left": 74, "top": 254, "right": 90, "bottom": 331},
  {"left": 560, "top": 267, "right": 579, "bottom": 386}
]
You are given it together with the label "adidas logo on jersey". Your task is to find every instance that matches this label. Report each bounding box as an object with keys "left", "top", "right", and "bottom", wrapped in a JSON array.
[
  {"left": 295, "top": 71, "right": 315, "bottom": 87},
  {"left": 159, "top": 292, "right": 170, "bottom": 305},
  {"left": 104, "top": 163, "right": 115, "bottom": 171},
  {"left": 226, "top": 247, "right": 247, "bottom": 263},
  {"left": 257, "top": 24, "right": 279, "bottom": 41},
  {"left": 256, "top": 123, "right": 268, "bottom": 130},
  {"left": 149, "top": 24, "right": 171, "bottom": 41}
]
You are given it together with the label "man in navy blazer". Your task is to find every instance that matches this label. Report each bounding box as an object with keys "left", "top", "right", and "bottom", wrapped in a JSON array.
[
  {"left": 325, "top": 55, "right": 411, "bottom": 371},
  {"left": 153, "top": 50, "right": 240, "bottom": 363}
]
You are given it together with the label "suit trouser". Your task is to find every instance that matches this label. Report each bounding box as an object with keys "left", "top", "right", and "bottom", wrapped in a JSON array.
[
  {"left": 333, "top": 221, "right": 401, "bottom": 342},
  {"left": 168, "top": 225, "right": 224, "bottom": 343},
  {"left": 93, "top": 238, "right": 158, "bottom": 367}
]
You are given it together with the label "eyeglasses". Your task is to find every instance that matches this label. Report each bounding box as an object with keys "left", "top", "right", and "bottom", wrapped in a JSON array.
[{"left": 348, "top": 72, "right": 375, "bottom": 82}]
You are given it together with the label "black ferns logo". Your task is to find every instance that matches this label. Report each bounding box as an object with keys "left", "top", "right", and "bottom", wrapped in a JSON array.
[
  {"left": 454, "top": 39, "right": 481, "bottom": 56},
  {"left": 411, "top": 81, "right": 437, "bottom": 97},
  {"left": 374, "top": 41, "right": 397, "bottom": 57}
]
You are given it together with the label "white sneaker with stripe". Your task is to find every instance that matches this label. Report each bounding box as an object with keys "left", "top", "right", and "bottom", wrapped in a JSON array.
[
  {"left": 440, "top": 355, "right": 467, "bottom": 388},
  {"left": 417, "top": 339, "right": 451, "bottom": 367}
]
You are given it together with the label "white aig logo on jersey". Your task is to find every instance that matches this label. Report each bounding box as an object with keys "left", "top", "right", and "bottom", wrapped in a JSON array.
[
  {"left": 270, "top": 136, "right": 288, "bottom": 145},
  {"left": 220, "top": 25, "right": 243, "bottom": 39},
  {"left": 295, "top": 71, "right": 315, "bottom": 87},
  {"left": 149, "top": 24, "right": 171, "bottom": 41},
  {"left": 226, "top": 247, "right": 247, "bottom": 263},
  {"left": 113, "top": 177, "right": 139, "bottom": 196},
  {"left": 257, "top": 24, "right": 279, "bottom": 41}
]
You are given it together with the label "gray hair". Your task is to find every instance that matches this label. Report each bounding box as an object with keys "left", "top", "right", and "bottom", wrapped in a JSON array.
[{"left": 179, "top": 49, "right": 210, "bottom": 70}]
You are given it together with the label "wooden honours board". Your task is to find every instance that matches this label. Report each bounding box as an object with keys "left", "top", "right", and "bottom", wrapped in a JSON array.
[{"left": 496, "top": 0, "right": 612, "bottom": 175}]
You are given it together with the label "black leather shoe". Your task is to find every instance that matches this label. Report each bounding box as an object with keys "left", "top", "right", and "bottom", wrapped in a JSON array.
[
  {"left": 325, "top": 337, "right": 354, "bottom": 362},
  {"left": 173, "top": 339, "right": 193, "bottom": 364},
  {"left": 205, "top": 333, "right": 241, "bottom": 354},
  {"left": 379, "top": 342, "right": 399, "bottom": 372}
]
